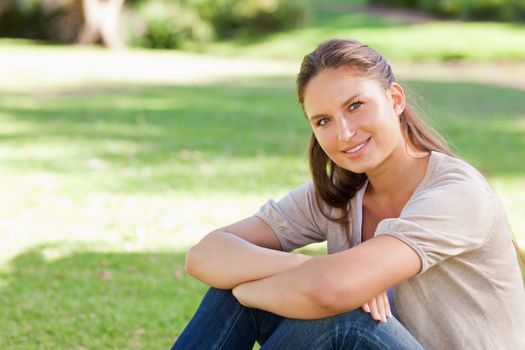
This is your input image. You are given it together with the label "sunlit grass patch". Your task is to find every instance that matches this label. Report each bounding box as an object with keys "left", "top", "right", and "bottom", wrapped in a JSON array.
[{"left": 203, "top": 11, "right": 525, "bottom": 62}]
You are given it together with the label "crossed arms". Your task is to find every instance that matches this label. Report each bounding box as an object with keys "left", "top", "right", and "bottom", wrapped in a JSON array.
[{"left": 185, "top": 216, "right": 420, "bottom": 320}]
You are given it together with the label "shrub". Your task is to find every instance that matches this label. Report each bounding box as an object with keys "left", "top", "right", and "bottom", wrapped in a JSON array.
[
  {"left": 126, "top": 0, "right": 306, "bottom": 49},
  {"left": 369, "top": 0, "right": 525, "bottom": 21},
  {"left": 127, "top": 0, "right": 214, "bottom": 49},
  {"left": 417, "top": 0, "right": 464, "bottom": 18},
  {"left": 193, "top": 0, "right": 306, "bottom": 38},
  {"left": 0, "top": 0, "right": 83, "bottom": 42},
  {"left": 369, "top": 0, "right": 418, "bottom": 7},
  {"left": 0, "top": 0, "right": 307, "bottom": 48}
]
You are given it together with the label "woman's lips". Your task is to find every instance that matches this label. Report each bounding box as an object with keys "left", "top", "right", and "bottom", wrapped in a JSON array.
[{"left": 342, "top": 137, "right": 371, "bottom": 159}]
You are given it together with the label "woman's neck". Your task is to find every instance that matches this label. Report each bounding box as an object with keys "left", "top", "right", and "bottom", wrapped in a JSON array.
[{"left": 365, "top": 144, "right": 430, "bottom": 205}]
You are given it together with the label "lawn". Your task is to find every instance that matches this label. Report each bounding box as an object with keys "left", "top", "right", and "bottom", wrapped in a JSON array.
[
  {"left": 0, "top": 73, "right": 524, "bottom": 348},
  {"left": 1, "top": 3, "right": 524, "bottom": 348}
]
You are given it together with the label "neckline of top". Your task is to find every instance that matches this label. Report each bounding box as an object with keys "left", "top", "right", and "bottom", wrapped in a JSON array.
[{"left": 355, "top": 150, "right": 439, "bottom": 240}]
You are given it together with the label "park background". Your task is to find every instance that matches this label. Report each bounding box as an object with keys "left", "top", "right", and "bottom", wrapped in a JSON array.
[{"left": 1, "top": 0, "right": 524, "bottom": 348}]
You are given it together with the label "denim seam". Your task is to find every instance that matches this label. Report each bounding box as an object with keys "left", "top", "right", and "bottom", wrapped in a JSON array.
[
  {"left": 216, "top": 305, "right": 246, "bottom": 350},
  {"left": 350, "top": 329, "right": 388, "bottom": 350},
  {"left": 314, "top": 322, "right": 388, "bottom": 350}
]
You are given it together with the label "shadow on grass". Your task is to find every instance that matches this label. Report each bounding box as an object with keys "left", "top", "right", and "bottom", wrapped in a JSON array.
[
  {"left": 0, "top": 242, "right": 522, "bottom": 349},
  {"left": 0, "top": 243, "right": 326, "bottom": 349},
  {"left": 0, "top": 77, "right": 524, "bottom": 195},
  {"left": 0, "top": 243, "right": 199, "bottom": 349}
]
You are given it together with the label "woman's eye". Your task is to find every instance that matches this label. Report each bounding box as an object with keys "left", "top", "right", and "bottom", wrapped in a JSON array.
[
  {"left": 349, "top": 101, "right": 363, "bottom": 111},
  {"left": 317, "top": 117, "right": 330, "bottom": 126}
]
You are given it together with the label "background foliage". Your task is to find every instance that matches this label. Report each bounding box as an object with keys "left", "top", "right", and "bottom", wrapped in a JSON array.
[
  {"left": 370, "top": 0, "right": 525, "bottom": 21},
  {"left": 0, "top": 0, "right": 307, "bottom": 48},
  {"left": 2, "top": 0, "right": 525, "bottom": 49}
]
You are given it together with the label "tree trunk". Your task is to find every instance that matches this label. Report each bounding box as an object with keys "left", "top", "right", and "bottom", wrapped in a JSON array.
[{"left": 78, "top": 0, "right": 125, "bottom": 49}]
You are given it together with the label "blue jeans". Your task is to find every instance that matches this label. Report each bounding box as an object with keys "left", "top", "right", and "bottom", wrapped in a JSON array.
[{"left": 172, "top": 287, "right": 425, "bottom": 349}]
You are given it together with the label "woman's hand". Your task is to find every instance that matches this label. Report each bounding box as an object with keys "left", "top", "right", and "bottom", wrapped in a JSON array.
[
  {"left": 232, "top": 283, "right": 250, "bottom": 307},
  {"left": 361, "top": 291, "right": 392, "bottom": 323}
]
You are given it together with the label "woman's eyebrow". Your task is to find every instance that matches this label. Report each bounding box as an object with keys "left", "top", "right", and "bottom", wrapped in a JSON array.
[
  {"left": 340, "top": 93, "right": 361, "bottom": 109},
  {"left": 308, "top": 93, "right": 361, "bottom": 121},
  {"left": 308, "top": 113, "right": 326, "bottom": 121}
]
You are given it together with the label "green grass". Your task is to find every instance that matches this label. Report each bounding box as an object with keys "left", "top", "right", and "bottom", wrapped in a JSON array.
[
  {"left": 0, "top": 242, "right": 326, "bottom": 349},
  {"left": 1, "top": 73, "right": 524, "bottom": 348},
  {"left": 200, "top": 2, "right": 525, "bottom": 62},
  {"left": 0, "top": 243, "right": 201, "bottom": 349},
  {"left": 1, "top": 78, "right": 523, "bottom": 194},
  {"left": 0, "top": 79, "right": 311, "bottom": 196}
]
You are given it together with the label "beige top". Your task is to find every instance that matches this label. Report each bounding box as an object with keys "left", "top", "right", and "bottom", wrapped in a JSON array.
[{"left": 255, "top": 151, "right": 525, "bottom": 349}]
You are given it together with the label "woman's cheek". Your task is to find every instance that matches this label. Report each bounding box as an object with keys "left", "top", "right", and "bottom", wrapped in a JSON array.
[{"left": 317, "top": 130, "right": 338, "bottom": 155}]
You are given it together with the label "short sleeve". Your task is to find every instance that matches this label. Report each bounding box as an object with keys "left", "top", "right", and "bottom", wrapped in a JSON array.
[
  {"left": 375, "top": 176, "right": 496, "bottom": 275},
  {"left": 255, "top": 182, "right": 327, "bottom": 252}
]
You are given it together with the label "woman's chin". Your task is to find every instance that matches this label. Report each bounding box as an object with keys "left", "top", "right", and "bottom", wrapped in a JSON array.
[{"left": 337, "top": 160, "right": 371, "bottom": 174}]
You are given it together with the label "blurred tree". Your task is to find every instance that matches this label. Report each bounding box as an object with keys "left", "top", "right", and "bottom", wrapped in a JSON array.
[
  {"left": 0, "top": 0, "right": 306, "bottom": 48},
  {"left": 78, "top": 0, "right": 125, "bottom": 49}
]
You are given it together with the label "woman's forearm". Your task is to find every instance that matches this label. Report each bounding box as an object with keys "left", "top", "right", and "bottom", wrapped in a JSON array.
[{"left": 185, "top": 230, "right": 313, "bottom": 289}]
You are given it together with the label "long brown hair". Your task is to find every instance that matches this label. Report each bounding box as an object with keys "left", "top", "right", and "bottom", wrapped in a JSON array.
[{"left": 296, "top": 39, "right": 452, "bottom": 227}]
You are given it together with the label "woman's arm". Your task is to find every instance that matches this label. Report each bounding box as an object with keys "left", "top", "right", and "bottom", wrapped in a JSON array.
[
  {"left": 185, "top": 216, "right": 313, "bottom": 290},
  {"left": 232, "top": 235, "right": 420, "bottom": 319}
]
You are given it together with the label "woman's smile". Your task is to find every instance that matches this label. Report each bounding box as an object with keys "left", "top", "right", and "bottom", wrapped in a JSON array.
[{"left": 341, "top": 137, "right": 371, "bottom": 159}]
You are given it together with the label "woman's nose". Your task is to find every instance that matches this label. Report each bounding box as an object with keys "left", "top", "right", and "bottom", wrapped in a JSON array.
[{"left": 336, "top": 116, "right": 356, "bottom": 142}]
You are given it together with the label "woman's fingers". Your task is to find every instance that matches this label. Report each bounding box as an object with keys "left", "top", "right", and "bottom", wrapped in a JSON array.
[
  {"left": 382, "top": 291, "right": 393, "bottom": 319},
  {"left": 369, "top": 297, "right": 381, "bottom": 322},
  {"left": 362, "top": 291, "right": 393, "bottom": 322},
  {"left": 375, "top": 292, "right": 388, "bottom": 323},
  {"left": 361, "top": 302, "right": 371, "bottom": 313}
]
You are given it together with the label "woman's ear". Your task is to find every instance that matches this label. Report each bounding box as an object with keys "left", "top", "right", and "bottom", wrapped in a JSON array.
[{"left": 389, "top": 83, "right": 406, "bottom": 116}]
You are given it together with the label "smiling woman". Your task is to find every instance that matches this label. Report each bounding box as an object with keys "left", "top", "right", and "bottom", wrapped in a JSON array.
[{"left": 171, "top": 39, "right": 525, "bottom": 350}]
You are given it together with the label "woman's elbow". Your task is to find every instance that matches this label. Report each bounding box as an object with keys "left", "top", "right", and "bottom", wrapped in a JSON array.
[
  {"left": 311, "top": 281, "right": 340, "bottom": 310},
  {"left": 184, "top": 244, "right": 229, "bottom": 288},
  {"left": 308, "top": 271, "right": 361, "bottom": 313},
  {"left": 185, "top": 245, "right": 202, "bottom": 277},
  {"left": 185, "top": 232, "right": 214, "bottom": 274}
]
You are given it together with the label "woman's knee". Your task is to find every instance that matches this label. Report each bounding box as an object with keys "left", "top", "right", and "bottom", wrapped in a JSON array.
[
  {"left": 265, "top": 308, "right": 373, "bottom": 342},
  {"left": 319, "top": 309, "right": 424, "bottom": 349},
  {"left": 262, "top": 308, "right": 422, "bottom": 349},
  {"left": 283, "top": 308, "right": 376, "bottom": 330}
]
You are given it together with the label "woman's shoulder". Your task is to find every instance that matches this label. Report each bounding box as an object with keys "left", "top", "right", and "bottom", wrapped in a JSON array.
[
  {"left": 286, "top": 181, "right": 316, "bottom": 201},
  {"left": 426, "top": 151, "right": 494, "bottom": 195},
  {"left": 408, "top": 151, "right": 500, "bottom": 222}
]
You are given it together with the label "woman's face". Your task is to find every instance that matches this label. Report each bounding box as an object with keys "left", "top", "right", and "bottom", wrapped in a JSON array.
[{"left": 303, "top": 67, "right": 406, "bottom": 174}]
